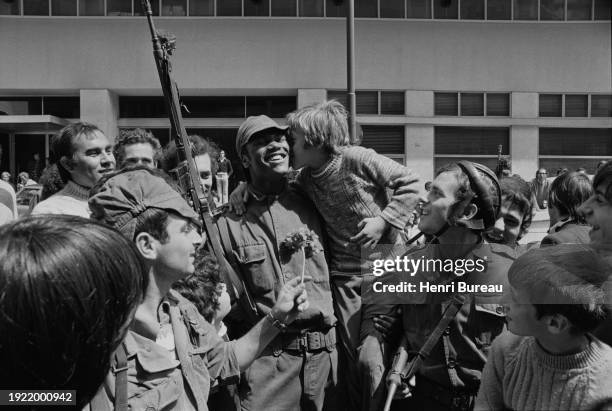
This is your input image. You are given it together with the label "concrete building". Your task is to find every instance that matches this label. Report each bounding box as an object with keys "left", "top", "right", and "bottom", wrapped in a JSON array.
[{"left": 0, "top": 0, "right": 610, "bottom": 184}]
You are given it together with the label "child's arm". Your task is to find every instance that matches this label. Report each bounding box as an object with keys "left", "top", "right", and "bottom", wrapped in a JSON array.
[{"left": 349, "top": 148, "right": 420, "bottom": 247}]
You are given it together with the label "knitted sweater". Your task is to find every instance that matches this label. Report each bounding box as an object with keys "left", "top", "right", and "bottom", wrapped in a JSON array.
[
  {"left": 475, "top": 331, "right": 612, "bottom": 411},
  {"left": 297, "top": 146, "right": 419, "bottom": 275},
  {"left": 31, "top": 180, "right": 91, "bottom": 218}
]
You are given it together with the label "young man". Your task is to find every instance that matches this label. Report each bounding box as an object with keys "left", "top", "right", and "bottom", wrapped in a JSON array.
[
  {"left": 530, "top": 168, "right": 551, "bottom": 210},
  {"left": 476, "top": 245, "right": 612, "bottom": 410},
  {"left": 215, "top": 115, "right": 338, "bottom": 411},
  {"left": 87, "top": 167, "right": 310, "bottom": 410},
  {"left": 114, "top": 128, "right": 161, "bottom": 169},
  {"left": 386, "top": 162, "right": 519, "bottom": 411},
  {"left": 485, "top": 175, "right": 534, "bottom": 248},
  {"left": 32, "top": 122, "right": 115, "bottom": 217},
  {"left": 216, "top": 149, "right": 233, "bottom": 204}
]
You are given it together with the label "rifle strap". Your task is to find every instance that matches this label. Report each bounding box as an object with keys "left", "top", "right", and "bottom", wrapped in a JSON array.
[{"left": 114, "top": 342, "right": 129, "bottom": 411}]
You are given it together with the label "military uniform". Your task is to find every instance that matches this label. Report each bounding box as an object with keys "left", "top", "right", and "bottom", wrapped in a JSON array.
[
  {"left": 90, "top": 290, "right": 241, "bottom": 411},
  {"left": 400, "top": 242, "right": 520, "bottom": 410},
  {"left": 215, "top": 184, "right": 337, "bottom": 411}
]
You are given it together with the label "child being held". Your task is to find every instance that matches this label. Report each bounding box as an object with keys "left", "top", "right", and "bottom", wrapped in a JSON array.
[{"left": 475, "top": 244, "right": 612, "bottom": 411}]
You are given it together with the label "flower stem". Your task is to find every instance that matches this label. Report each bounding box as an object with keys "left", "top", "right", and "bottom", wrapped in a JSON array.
[{"left": 300, "top": 246, "right": 306, "bottom": 284}]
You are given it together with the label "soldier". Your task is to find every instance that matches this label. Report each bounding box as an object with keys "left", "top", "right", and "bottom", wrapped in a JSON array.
[
  {"left": 114, "top": 128, "right": 162, "bottom": 169},
  {"left": 385, "top": 161, "right": 519, "bottom": 411}
]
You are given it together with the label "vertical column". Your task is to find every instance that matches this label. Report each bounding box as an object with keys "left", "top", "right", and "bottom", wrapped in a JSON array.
[
  {"left": 297, "top": 89, "right": 327, "bottom": 108},
  {"left": 405, "top": 125, "right": 434, "bottom": 185},
  {"left": 511, "top": 93, "right": 539, "bottom": 179},
  {"left": 80, "top": 89, "right": 119, "bottom": 141},
  {"left": 9, "top": 133, "right": 15, "bottom": 179}
]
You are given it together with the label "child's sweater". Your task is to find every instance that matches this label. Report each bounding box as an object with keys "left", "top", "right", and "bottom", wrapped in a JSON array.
[
  {"left": 475, "top": 330, "right": 612, "bottom": 411},
  {"left": 297, "top": 145, "right": 419, "bottom": 275}
]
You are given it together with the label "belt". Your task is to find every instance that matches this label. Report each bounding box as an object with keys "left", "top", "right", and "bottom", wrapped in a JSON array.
[
  {"left": 413, "top": 375, "right": 477, "bottom": 411},
  {"left": 276, "top": 328, "right": 336, "bottom": 353}
]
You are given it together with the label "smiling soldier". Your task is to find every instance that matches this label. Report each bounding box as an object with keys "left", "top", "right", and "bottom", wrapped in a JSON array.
[{"left": 214, "top": 115, "right": 338, "bottom": 411}]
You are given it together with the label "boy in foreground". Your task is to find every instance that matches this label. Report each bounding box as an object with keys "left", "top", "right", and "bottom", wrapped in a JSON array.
[{"left": 475, "top": 245, "right": 612, "bottom": 410}]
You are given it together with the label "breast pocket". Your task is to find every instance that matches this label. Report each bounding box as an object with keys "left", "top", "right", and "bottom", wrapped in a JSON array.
[{"left": 233, "top": 244, "right": 274, "bottom": 294}]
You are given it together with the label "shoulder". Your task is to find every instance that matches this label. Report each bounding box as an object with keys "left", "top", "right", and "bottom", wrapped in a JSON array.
[
  {"left": 542, "top": 224, "right": 591, "bottom": 246},
  {"left": 490, "top": 331, "right": 528, "bottom": 362}
]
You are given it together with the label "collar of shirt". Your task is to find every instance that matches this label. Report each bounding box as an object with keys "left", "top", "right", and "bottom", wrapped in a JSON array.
[{"left": 247, "top": 181, "right": 288, "bottom": 202}]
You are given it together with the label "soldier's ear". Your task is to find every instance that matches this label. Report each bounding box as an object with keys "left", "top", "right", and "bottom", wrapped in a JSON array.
[
  {"left": 462, "top": 203, "right": 479, "bottom": 221},
  {"left": 59, "top": 156, "right": 75, "bottom": 172},
  {"left": 240, "top": 151, "right": 251, "bottom": 168},
  {"left": 135, "top": 232, "right": 158, "bottom": 262}
]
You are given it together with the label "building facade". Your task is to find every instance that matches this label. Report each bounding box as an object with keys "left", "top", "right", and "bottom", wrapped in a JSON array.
[{"left": 0, "top": 0, "right": 610, "bottom": 183}]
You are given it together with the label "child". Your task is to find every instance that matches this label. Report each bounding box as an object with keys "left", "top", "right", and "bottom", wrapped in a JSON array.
[
  {"left": 288, "top": 100, "right": 420, "bottom": 410},
  {"left": 475, "top": 244, "right": 612, "bottom": 411}
]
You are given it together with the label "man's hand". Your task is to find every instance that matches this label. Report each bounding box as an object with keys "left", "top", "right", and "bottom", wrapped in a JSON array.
[
  {"left": 228, "top": 181, "right": 249, "bottom": 215},
  {"left": 373, "top": 307, "right": 402, "bottom": 342},
  {"left": 270, "top": 276, "right": 311, "bottom": 325},
  {"left": 386, "top": 373, "right": 415, "bottom": 400},
  {"left": 349, "top": 216, "right": 389, "bottom": 249}
]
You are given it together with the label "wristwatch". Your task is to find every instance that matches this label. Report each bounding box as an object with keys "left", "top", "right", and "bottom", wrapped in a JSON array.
[{"left": 266, "top": 311, "right": 288, "bottom": 332}]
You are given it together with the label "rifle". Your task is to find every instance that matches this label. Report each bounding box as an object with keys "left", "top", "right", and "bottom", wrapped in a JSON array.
[
  {"left": 382, "top": 294, "right": 467, "bottom": 411},
  {"left": 140, "top": 0, "right": 258, "bottom": 319}
]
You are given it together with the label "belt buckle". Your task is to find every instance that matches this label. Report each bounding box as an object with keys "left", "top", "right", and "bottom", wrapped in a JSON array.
[{"left": 307, "top": 332, "right": 321, "bottom": 350}]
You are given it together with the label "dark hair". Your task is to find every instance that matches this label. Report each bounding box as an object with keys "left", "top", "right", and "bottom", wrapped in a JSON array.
[
  {"left": 593, "top": 161, "right": 612, "bottom": 203},
  {"left": 0, "top": 216, "right": 147, "bottom": 408},
  {"left": 38, "top": 164, "right": 65, "bottom": 200},
  {"left": 114, "top": 128, "right": 162, "bottom": 167},
  {"left": 548, "top": 171, "right": 593, "bottom": 223},
  {"left": 50, "top": 122, "right": 105, "bottom": 184},
  {"left": 500, "top": 175, "right": 534, "bottom": 238},
  {"left": 161, "top": 135, "right": 219, "bottom": 175},
  {"left": 509, "top": 245, "right": 609, "bottom": 334},
  {"left": 172, "top": 249, "right": 221, "bottom": 322}
]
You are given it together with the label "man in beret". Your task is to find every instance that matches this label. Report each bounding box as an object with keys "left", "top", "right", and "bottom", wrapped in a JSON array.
[
  {"left": 87, "top": 166, "right": 311, "bottom": 411},
  {"left": 214, "top": 116, "right": 338, "bottom": 411}
]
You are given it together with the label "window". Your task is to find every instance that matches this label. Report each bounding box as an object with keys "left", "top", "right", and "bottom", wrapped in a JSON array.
[
  {"left": 299, "top": 0, "right": 324, "bottom": 16},
  {"left": 487, "top": 0, "right": 511, "bottom": 19},
  {"left": 460, "top": 93, "right": 484, "bottom": 116},
  {"left": 182, "top": 97, "right": 245, "bottom": 117},
  {"left": 79, "top": 0, "right": 104, "bottom": 15},
  {"left": 567, "top": 0, "right": 591, "bottom": 20},
  {"left": 434, "top": 93, "right": 459, "bottom": 116},
  {"left": 0, "top": 97, "right": 43, "bottom": 115},
  {"left": 326, "top": 0, "right": 346, "bottom": 17},
  {"left": 0, "top": 0, "right": 20, "bottom": 15},
  {"left": 540, "top": 128, "right": 612, "bottom": 156},
  {"left": 52, "top": 0, "right": 77, "bottom": 15},
  {"left": 434, "top": 127, "right": 509, "bottom": 172},
  {"left": 246, "top": 96, "right": 296, "bottom": 118},
  {"left": 162, "top": 0, "right": 186, "bottom": 16},
  {"left": 107, "top": 0, "right": 131, "bottom": 15},
  {"left": 218, "top": 0, "right": 242, "bottom": 16},
  {"left": 380, "top": 0, "right": 404, "bottom": 18},
  {"left": 434, "top": 0, "right": 458, "bottom": 18},
  {"left": 43, "top": 97, "right": 80, "bottom": 118},
  {"left": 189, "top": 0, "right": 214, "bottom": 15},
  {"left": 134, "top": 0, "right": 159, "bottom": 15},
  {"left": 513, "top": 0, "right": 537, "bottom": 19},
  {"left": 24, "top": 0, "right": 49, "bottom": 15},
  {"left": 592, "top": 95, "right": 612, "bottom": 117},
  {"left": 564, "top": 95, "right": 588, "bottom": 117},
  {"left": 594, "top": 0, "right": 612, "bottom": 19},
  {"left": 486, "top": 93, "right": 510, "bottom": 116},
  {"left": 356, "top": 0, "right": 377, "bottom": 17},
  {"left": 380, "top": 92, "right": 405, "bottom": 115},
  {"left": 120, "top": 97, "right": 167, "bottom": 118},
  {"left": 356, "top": 91, "right": 378, "bottom": 114},
  {"left": 244, "top": 0, "right": 269, "bottom": 16},
  {"left": 361, "top": 126, "right": 404, "bottom": 154},
  {"left": 272, "top": 0, "right": 296, "bottom": 16},
  {"left": 327, "top": 90, "right": 349, "bottom": 109},
  {"left": 539, "top": 94, "right": 562, "bottom": 117},
  {"left": 540, "top": 0, "right": 564, "bottom": 20},
  {"left": 461, "top": 0, "right": 484, "bottom": 19},
  {"left": 407, "top": 0, "right": 432, "bottom": 17}
]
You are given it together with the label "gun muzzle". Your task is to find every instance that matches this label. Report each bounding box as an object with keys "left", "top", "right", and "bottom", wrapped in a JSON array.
[{"left": 383, "top": 381, "right": 398, "bottom": 411}]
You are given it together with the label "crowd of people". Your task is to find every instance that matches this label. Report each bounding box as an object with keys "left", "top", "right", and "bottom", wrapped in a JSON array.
[{"left": 0, "top": 100, "right": 611, "bottom": 411}]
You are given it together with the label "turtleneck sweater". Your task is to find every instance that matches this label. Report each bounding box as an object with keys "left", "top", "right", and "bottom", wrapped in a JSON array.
[
  {"left": 31, "top": 180, "right": 91, "bottom": 218},
  {"left": 475, "top": 330, "right": 612, "bottom": 410}
]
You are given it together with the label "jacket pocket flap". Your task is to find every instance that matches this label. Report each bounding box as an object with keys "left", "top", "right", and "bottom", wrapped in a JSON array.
[{"left": 234, "top": 244, "right": 266, "bottom": 264}]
